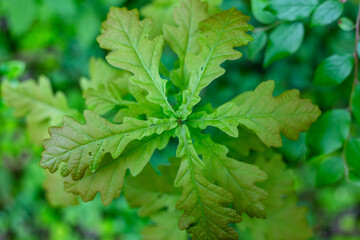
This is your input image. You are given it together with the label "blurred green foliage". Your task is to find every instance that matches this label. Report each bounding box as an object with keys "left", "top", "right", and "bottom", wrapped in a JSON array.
[{"left": 1, "top": 0, "right": 360, "bottom": 239}]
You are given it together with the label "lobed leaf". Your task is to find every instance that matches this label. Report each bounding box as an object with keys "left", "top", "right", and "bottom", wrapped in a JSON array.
[
  {"left": 215, "top": 127, "right": 267, "bottom": 159},
  {"left": 163, "top": 0, "right": 208, "bottom": 89},
  {"left": 175, "top": 126, "right": 241, "bottom": 240},
  {"left": 125, "top": 159, "right": 186, "bottom": 239},
  {"left": 142, "top": 211, "right": 187, "bottom": 240},
  {"left": 189, "top": 81, "right": 321, "bottom": 147},
  {"left": 179, "top": 8, "right": 253, "bottom": 118},
  {"left": 64, "top": 133, "right": 172, "bottom": 206},
  {"left": 194, "top": 134, "right": 268, "bottom": 218},
  {"left": 83, "top": 82, "right": 134, "bottom": 115},
  {"left": 43, "top": 171, "right": 78, "bottom": 207},
  {"left": 40, "top": 110, "right": 177, "bottom": 180},
  {"left": 113, "top": 83, "right": 165, "bottom": 123},
  {"left": 80, "top": 58, "right": 131, "bottom": 94},
  {"left": 237, "top": 154, "right": 313, "bottom": 240},
  {"left": 1, "top": 76, "right": 79, "bottom": 144},
  {"left": 141, "top": 0, "right": 222, "bottom": 36},
  {"left": 125, "top": 157, "right": 181, "bottom": 216},
  {"left": 97, "top": 7, "right": 176, "bottom": 117}
]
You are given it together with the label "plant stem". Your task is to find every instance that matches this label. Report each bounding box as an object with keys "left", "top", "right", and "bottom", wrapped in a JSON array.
[
  {"left": 253, "top": 21, "right": 282, "bottom": 33},
  {"left": 342, "top": 3, "right": 360, "bottom": 180},
  {"left": 349, "top": 4, "right": 360, "bottom": 113}
]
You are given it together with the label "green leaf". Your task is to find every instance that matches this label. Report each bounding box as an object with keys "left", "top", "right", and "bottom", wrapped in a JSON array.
[
  {"left": 163, "top": 0, "right": 208, "bottom": 90},
  {"left": 64, "top": 133, "right": 172, "bottom": 206},
  {"left": 0, "top": 60, "right": 26, "bottom": 79},
  {"left": 338, "top": 17, "right": 355, "bottom": 31},
  {"left": 194, "top": 134, "right": 268, "bottom": 218},
  {"left": 251, "top": 0, "right": 276, "bottom": 24},
  {"left": 239, "top": 197, "right": 312, "bottom": 240},
  {"left": 189, "top": 81, "right": 321, "bottom": 147},
  {"left": 175, "top": 126, "right": 241, "bottom": 240},
  {"left": 311, "top": 0, "right": 343, "bottom": 27},
  {"left": 306, "top": 109, "right": 350, "bottom": 155},
  {"left": 237, "top": 154, "right": 313, "bottom": 240},
  {"left": 1, "top": 77, "right": 79, "bottom": 144},
  {"left": 254, "top": 154, "right": 294, "bottom": 209},
  {"left": 97, "top": 8, "right": 176, "bottom": 117},
  {"left": 280, "top": 133, "right": 307, "bottom": 164},
  {"left": 269, "top": 0, "right": 319, "bottom": 21},
  {"left": 141, "top": 0, "right": 222, "bottom": 36},
  {"left": 248, "top": 31, "right": 268, "bottom": 60},
  {"left": 179, "top": 8, "right": 253, "bottom": 118},
  {"left": 80, "top": 58, "right": 131, "bottom": 94},
  {"left": 313, "top": 54, "right": 354, "bottom": 87},
  {"left": 345, "top": 138, "right": 360, "bottom": 183},
  {"left": 125, "top": 159, "right": 185, "bottom": 239},
  {"left": 215, "top": 127, "right": 267, "bottom": 159},
  {"left": 142, "top": 211, "right": 187, "bottom": 240},
  {"left": 1, "top": 0, "right": 36, "bottom": 36},
  {"left": 125, "top": 159, "right": 180, "bottom": 216},
  {"left": 44, "top": 171, "right": 78, "bottom": 207},
  {"left": 83, "top": 82, "right": 134, "bottom": 115},
  {"left": 113, "top": 83, "right": 166, "bottom": 123},
  {"left": 40, "top": 110, "right": 177, "bottom": 180},
  {"left": 352, "top": 85, "right": 360, "bottom": 127},
  {"left": 316, "top": 156, "right": 344, "bottom": 186},
  {"left": 264, "top": 23, "right": 304, "bottom": 67}
]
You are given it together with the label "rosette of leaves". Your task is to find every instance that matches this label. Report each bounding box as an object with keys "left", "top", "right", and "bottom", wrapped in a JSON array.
[{"left": 25, "top": 0, "right": 320, "bottom": 239}]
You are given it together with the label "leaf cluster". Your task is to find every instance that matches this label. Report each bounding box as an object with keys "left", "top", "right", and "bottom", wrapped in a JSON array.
[{"left": 1, "top": 0, "right": 322, "bottom": 239}]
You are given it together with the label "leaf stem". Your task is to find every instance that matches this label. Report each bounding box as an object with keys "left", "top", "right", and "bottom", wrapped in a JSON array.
[
  {"left": 253, "top": 21, "right": 282, "bottom": 33},
  {"left": 342, "top": 2, "right": 360, "bottom": 180},
  {"left": 350, "top": 3, "right": 360, "bottom": 113}
]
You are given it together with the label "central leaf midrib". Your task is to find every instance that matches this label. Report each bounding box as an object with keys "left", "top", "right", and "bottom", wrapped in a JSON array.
[
  {"left": 189, "top": 111, "right": 317, "bottom": 123},
  {"left": 181, "top": 13, "right": 233, "bottom": 119},
  {"left": 179, "top": 126, "right": 213, "bottom": 238},
  {"left": 201, "top": 138, "right": 266, "bottom": 210},
  {"left": 113, "top": 12, "right": 176, "bottom": 117},
  {"left": 45, "top": 121, "right": 176, "bottom": 161}
]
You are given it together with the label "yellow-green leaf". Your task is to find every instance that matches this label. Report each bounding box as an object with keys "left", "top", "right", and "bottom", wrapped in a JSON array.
[
  {"left": 189, "top": 81, "right": 321, "bottom": 147},
  {"left": 40, "top": 110, "right": 177, "bottom": 180},
  {"left": 97, "top": 7, "right": 176, "bottom": 117},
  {"left": 179, "top": 8, "right": 253, "bottom": 118},
  {"left": 43, "top": 171, "right": 78, "bottom": 207},
  {"left": 237, "top": 154, "right": 313, "bottom": 240},
  {"left": 175, "top": 126, "right": 241, "bottom": 240},
  {"left": 163, "top": 0, "right": 208, "bottom": 89},
  {"left": 1, "top": 76, "right": 79, "bottom": 144},
  {"left": 64, "top": 133, "right": 171, "bottom": 206},
  {"left": 194, "top": 134, "right": 268, "bottom": 218}
]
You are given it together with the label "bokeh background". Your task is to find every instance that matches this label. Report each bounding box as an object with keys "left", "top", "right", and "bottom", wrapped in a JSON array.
[{"left": 1, "top": 0, "right": 360, "bottom": 239}]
